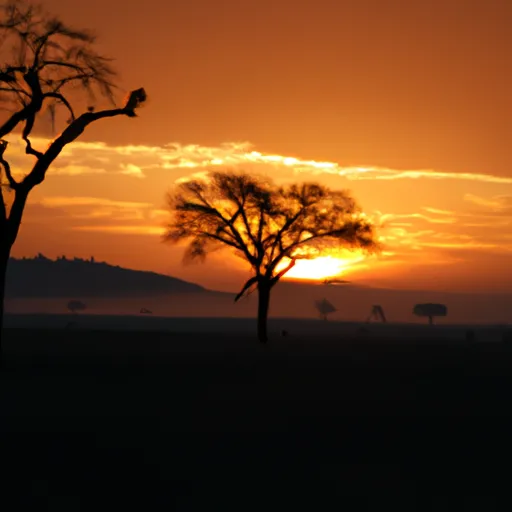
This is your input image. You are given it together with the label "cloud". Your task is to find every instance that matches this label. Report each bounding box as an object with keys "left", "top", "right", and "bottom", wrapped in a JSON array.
[
  {"left": 72, "top": 225, "right": 165, "bottom": 235},
  {"left": 418, "top": 241, "right": 507, "bottom": 250},
  {"left": 119, "top": 163, "right": 144, "bottom": 178},
  {"left": 382, "top": 226, "right": 512, "bottom": 252},
  {"left": 175, "top": 171, "right": 211, "bottom": 184},
  {"left": 464, "top": 194, "right": 512, "bottom": 211},
  {"left": 36, "top": 196, "right": 155, "bottom": 222},
  {"left": 421, "top": 207, "right": 457, "bottom": 216},
  {"left": 388, "top": 222, "right": 414, "bottom": 227},
  {"left": 431, "top": 233, "right": 473, "bottom": 241},
  {"left": 162, "top": 147, "right": 512, "bottom": 184},
  {"left": 364, "top": 170, "right": 512, "bottom": 184},
  {"left": 462, "top": 221, "right": 511, "bottom": 228},
  {"left": 50, "top": 166, "right": 107, "bottom": 176},
  {"left": 148, "top": 209, "right": 169, "bottom": 220},
  {"left": 39, "top": 197, "right": 152, "bottom": 209},
  {"left": 379, "top": 213, "right": 457, "bottom": 225},
  {"left": 4, "top": 135, "right": 512, "bottom": 185}
]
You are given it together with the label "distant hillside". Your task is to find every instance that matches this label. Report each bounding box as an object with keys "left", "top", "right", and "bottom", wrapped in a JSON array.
[{"left": 6, "top": 255, "right": 211, "bottom": 298}]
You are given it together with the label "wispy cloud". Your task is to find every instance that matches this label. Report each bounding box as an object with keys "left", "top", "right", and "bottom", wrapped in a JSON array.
[
  {"left": 73, "top": 225, "right": 165, "bottom": 235},
  {"left": 418, "top": 241, "right": 507, "bottom": 250},
  {"left": 379, "top": 213, "right": 457, "bottom": 225},
  {"left": 36, "top": 196, "right": 155, "bottom": 222},
  {"left": 464, "top": 194, "right": 512, "bottom": 211},
  {"left": 4, "top": 135, "right": 512, "bottom": 185},
  {"left": 119, "top": 163, "right": 144, "bottom": 178},
  {"left": 421, "top": 207, "right": 457, "bottom": 216},
  {"left": 365, "top": 170, "right": 512, "bottom": 184},
  {"left": 39, "top": 197, "right": 152, "bottom": 209}
]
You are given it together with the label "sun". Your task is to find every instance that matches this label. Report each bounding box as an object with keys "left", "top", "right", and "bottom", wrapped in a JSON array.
[{"left": 276, "top": 254, "right": 366, "bottom": 281}]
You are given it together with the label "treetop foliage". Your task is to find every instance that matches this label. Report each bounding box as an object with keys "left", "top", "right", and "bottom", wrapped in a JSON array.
[{"left": 165, "top": 171, "right": 377, "bottom": 296}]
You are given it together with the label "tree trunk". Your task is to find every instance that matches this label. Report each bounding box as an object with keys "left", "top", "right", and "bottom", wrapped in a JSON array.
[
  {"left": 257, "top": 283, "right": 271, "bottom": 343},
  {"left": 0, "top": 243, "right": 9, "bottom": 363}
]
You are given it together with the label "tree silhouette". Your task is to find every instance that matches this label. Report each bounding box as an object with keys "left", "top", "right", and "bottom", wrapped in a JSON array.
[
  {"left": 67, "top": 299, "right": 87, "bottom": 314},
  {"left": 165, "top": 171, "right": 377, "bottom": 343},
  {"left": 0, "top": 1, "right": 146, "bottom": 355}
]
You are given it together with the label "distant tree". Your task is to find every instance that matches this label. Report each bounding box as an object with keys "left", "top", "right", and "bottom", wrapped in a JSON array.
[
  {"left": 165, "top": 171, "right": 377, "bottom": 343},
  {"left": 67, "top": 299, "right": 87, "bottom": 314},
  {"left": 413, "top": 303, "right": 447, "bottom": 325},
  {"left": 0, "top": 1, "right": 147, "bottom": 355}
]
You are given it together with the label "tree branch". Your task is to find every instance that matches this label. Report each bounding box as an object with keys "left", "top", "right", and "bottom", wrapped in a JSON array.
[
  {"left": 197, "top": 197, "right": 256, "bottom": 266},
  {"left": 0, "top": 103, "right": 31, "bottom": 139},
  {"left": 234, "top": 276, "right": 259, "bottom": 302},
  {"left": 271, "top": 258, "right": 296, "bottom": 286},
  {"left": 277, "top": 223, "right": 372, "bottom": 266},
  {"left": 32, "top": 26, "right": 60, "bottom": 70},
  {"left": 0, "top": 190, "right": 6, "bottom": 224},
  {"left": 0, "top": 69, "right": 44, "bottom": 140},
  {"left": 38, "top": 60, "right": 84, "bottom": 73},
  {"left": 0, "top": 140, "right": 19, "bottom": 190},
  {"left": 5, "top": 187, "right": 28, "bottom": 246},
  {"left": 0, "top": 67, "right": 27, "bottom": 82},
  {"left": 22, "top": 132, "right": 43, "bottom": 159},
  {"left": 264, "top": 208, "right": 305, "bottom": 258},
  {"left": 182, "top": 189, "right": 250, "bottom": 258},
  {"left": 257, "top": 208, "right": 265, "bottom": 247},
  {"left": 230, "top": 192, "right": 258, "bottom": 256},
  {"left": 267, "top": 232, "right": 330, "bottom": 276},
  {"left": 43, "top": 91, "right": 75, "bottom": 121},
  {"left": 200, "top": 231, "right": 241, "bottom": 252},
  {"left": 0, "top": 86, "right": 30, "bottom": 97},
  {"left": 23, "top": 87, "right": 146, "bottom": 189}
]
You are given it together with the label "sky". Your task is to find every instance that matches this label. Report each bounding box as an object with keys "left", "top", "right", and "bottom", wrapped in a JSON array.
[{"left": 2, "top": 0, "right": 512, "bottom": 293}]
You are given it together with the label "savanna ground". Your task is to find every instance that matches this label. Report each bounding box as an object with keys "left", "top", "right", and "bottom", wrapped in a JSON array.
[{"left": 1, "top": 327, "right": 512, "bottom": 510}]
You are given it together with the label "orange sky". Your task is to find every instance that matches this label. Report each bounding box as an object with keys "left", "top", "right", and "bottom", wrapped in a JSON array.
[{"left": 3, "top": 0, "right": 512, "bottom": 293}]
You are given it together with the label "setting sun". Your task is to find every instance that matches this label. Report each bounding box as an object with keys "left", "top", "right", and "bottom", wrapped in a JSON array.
[{"left": 276, "top": 254, "right": 367, "bottom": 281}]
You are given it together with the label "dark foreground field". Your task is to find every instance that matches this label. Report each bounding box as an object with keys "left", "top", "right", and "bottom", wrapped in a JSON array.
[{"left": 2, "top": 329, "right": 512, "bottom": 510}]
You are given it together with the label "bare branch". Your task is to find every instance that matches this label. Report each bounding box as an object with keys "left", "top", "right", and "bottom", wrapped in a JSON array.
[
  {"left": 22, "top": 132, "right": 42, "bottom": 159},
  {"left": 234, "top": 276, "right": 259, "bottom": 302},
  {"left": 0, "top": 103, "right": 32, "bottom": 139},
  {"left": 0, "top": 139, "right": 19, "bottom": 190},
  {"left": 180, "top": 183, "right": 257, "bottom": 266},
  {"left": 43, "top": 91, "right": 75, "bottom": 121},
  {"left": 23, "top": 88, "right": 146, "bottom": 189},
  {"left": 0, "top": 86, "right": 30, "bottom": 97},
  {"left": 0, "top": 185, "right": 6, "bottom": 223},
  {"left": 31, "top": 19, "right": 61, "bottom": 69},
  {"left": 38, "top": 60, "right": 84, "bottom": 72},
  {"left": 271, "top": 259, "right": 296, "bottom": 285},
  {"left": 202, "top": 232, "right": 242, "bottom": 251}
]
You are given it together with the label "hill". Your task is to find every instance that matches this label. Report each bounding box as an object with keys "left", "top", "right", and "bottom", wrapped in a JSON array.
[{"left": 5, "top": 254, "right": 212, "bottom": 298}]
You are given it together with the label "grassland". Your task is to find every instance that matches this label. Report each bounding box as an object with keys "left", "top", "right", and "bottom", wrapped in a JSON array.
[{"left": 1, "top": 326, "right": 511, "bottom": 510}]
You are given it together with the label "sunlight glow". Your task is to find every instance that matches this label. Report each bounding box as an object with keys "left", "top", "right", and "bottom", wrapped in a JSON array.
[{"left": 276, "top": 254, "right": 367, "bottom": 281}]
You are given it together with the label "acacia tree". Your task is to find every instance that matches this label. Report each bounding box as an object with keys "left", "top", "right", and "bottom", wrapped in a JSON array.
[
  {"left": 0, "top": 1, "right": 146, "bottom": 353},
  {"left": 165, "top": 172, "right": 377, "bottom": 343}
]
